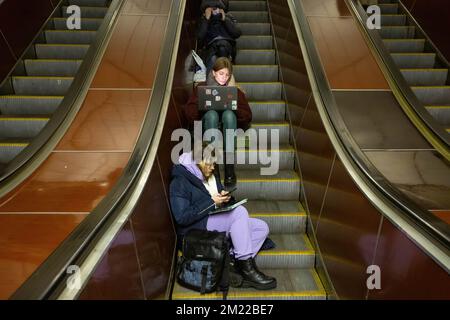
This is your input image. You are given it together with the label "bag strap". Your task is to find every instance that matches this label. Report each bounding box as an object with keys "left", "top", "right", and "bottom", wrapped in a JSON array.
[
  {"left": 219, "top": 246, "right": 230, "bottom": 300},
  {"left": 200, "top": 265, "right": 208, "bottom": 295}
]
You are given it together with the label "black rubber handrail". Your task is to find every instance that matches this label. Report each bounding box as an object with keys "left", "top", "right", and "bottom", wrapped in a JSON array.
[
  {"left": 10, "top": 0, "right": 183, "bottom": 300},
  {"left": 290, "top": 0, "right": 450, "bottom": 255},
  {"left": 348, "top": 0, "right": 450, "bottom": 151},
  {"left": 0, "top": 0, "right": 123, "bottom": 184}
]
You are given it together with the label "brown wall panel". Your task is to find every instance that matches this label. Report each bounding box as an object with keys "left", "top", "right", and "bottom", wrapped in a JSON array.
[{"left": 79, "top": 221, "right": 145, "bottom": 300}]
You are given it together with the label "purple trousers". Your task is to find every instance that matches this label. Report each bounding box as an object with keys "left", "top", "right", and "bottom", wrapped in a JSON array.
[{"left": 206, "top": 205, "right": 269, "bottom": 260}]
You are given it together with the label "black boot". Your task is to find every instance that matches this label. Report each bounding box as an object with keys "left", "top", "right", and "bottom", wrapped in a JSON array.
[
  {"left": 236, "top": 258, "right": 277, "bottom": 290},
  {"left": 224, "top": 164, "right": 236, "bottom": 187}
]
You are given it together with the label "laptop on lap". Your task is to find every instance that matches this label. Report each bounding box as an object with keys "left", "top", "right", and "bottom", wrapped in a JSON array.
[{"left": 198, "top": 86, "right": 238, "bottom": 111}]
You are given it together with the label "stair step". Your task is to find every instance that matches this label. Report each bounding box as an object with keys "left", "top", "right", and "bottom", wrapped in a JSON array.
[
  {"left": 12, "top": 77, "right": 73, "bottom": 96},
  {"left": 45, "top": 30, "right": 97, "bottom": 44},
  {"left": 0, "top": 95, "right": 63, "bottom": 115},
  {"left": 246, "top": 121, "right": 290, "bottom": 145},
  {"left": 229, "top": 1, "right": 267, "bottom": 11},
  {"left": 237, "top": 23, "right": 271, "bottom": 35},
  {"left": 172, "top": 268, "right": 326, "bottom": 300},
  {"left": 228, "top": 11, "right": 269, "bottom": 23},
  {"left": 378, "top": 3, "right": 399, "bottom": 14},
  {"left": 425, "top": 106, "right": 450, "bottom": 126},
  {"left": 236, "top": 35, "right": 273, "bottom": 49},
  {"left": 35, "top": 44, "right": 90, "bottom": 59},
  {"left": 246, "top": 200, "right": 306, "bottom": 234},
  {"left": 391, "top": 53, "right": 436, "bottom": 68},
  {"left": 235, "top": 49, "right": 276, "bottom": 65},
  {"left": 230, "top": 169, "right": 300, "bottom": 200},
  {"left": 412, "top": 86, "right": 450, "bottom": 105},
  {"left": 400, "top": 69, "right": 448, "bottom": 86},
  {"left": 68, "top": 0, "right": 108, "bottom": 7},
  {"left": 380, "top": 14, "right": 406, "bottom": 26},
  {"left": 51, "top": 17, "right": 103, "bottom": 31},
  {"left": 0, "top": 140, "right": 29, "bottom": 164},
  {"left": 24, "top": 59, "right": 82, "bottom": 77},
  {"left": 235, "top": 145, "right": 295, "bottom": 170},
  {"left": 62, "top": 6, "right": 108, "bottom": 18},
  {"left": 234, "top": 65, "right": 279, "bottom": 82},
  {"left": 249, "top": 101, "right": 286, "bottom": 122},
  {"left": 238, "top": 82, "right": 282, "bottom": 100},
  {"left": 380, "top": 26, "right": 415, "bottom": 39},
  {"left": 0, "top": 116, "right": 49, "bottom": 139},
  {"left": 383, "top": 39, "right": 426, "bottom": 53}
]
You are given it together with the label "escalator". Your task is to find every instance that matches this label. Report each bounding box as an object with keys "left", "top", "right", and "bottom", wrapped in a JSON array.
[
  {"left": 171, "top": 0, "right": 327, "bottom": 300},
  {"left": 373, "top": 0, "right": 450, "bottom": 134},
  {"left": 0, "top": 0, "right": 111, "bottom": 168}
]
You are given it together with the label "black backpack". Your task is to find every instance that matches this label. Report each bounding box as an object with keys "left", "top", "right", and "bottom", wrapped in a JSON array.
[{"left": 177, "top": 229, "right": 230, "bottom": 299}]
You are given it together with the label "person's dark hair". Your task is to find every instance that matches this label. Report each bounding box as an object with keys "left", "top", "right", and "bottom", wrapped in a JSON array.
[
  {"left": 201, "top": 0, "right": 226, "bottom": 12},
  {"left": 212, "top": 57, "right": 233, "bottom": 74}
]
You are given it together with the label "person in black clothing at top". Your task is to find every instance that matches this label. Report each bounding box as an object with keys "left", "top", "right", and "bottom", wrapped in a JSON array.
[{"left": 197, "top": 0, "right": 241, "bottom": 72}]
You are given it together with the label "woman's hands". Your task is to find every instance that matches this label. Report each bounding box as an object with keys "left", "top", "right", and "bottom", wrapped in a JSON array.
[
  {"left": 205, "top": 7, "right": 212, "bottom": 20},
  {"left": 212, "top": 190, "right": 231, "bottom": 206}
]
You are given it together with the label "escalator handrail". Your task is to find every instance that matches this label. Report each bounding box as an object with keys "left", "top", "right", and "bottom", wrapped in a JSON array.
[
  {"left": 10, "top": 0, "right": 184, "bottom": 300},
  {"left": 0, "top": 0, "right": 124, "bottom": 194},
  {"left": 288, "top": 0, "right": 450, "bottom": 270},
  {"left": 347, "top": 0, "right": 450, "bottom": 157}
]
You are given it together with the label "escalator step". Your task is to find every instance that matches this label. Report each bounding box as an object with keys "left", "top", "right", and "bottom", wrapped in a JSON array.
[
  {"left": 378, "top": 3, "right": 399, "bottom": 14},
  {"left": 230, "top": 169, "right": 300, "bottom": 200},
  {"left": 380, "top": 26, "right": 415, "bottom": 39},
  {"left": 0, "top": 95, "right": 63, "bottom": 115},
  {"left": 234, "top": 65, "right": 279, "bottom": 82},
  {"left": 425, "top": 106, "right": 450, "bottom": 126},
  {"left": 411, "top": 86, "right": 450, "bottom": 105},
  {"left": 238, "top": 82, "right": 282, "bottom": 100},
  {"left": 248, "top": 122, "right": 290, "bottom": 144},
  {"left": 400, "top": 69, "right": 448, "bottom": 86},
  {"left": 228, "top": 11, "right": 269, "bottom": 23},
  {"left": 35, "top": 44, "right": 90, "bottom": 59},
  {"left": 45, "top": 30, "right": 97, "bottom": 44},
  {"left": 172, "top": 268, "right": 326, "bottom": 300},
  {"left": 228, "top": 0, "right": 267, "bottom": 11},
  {"left": 61, "top": 6, "right": 108, "bottom": 18},
  {"left": 380, "top": 14, "right": 406, "bottom": 26},
  {"left": 237, "top": 23, "right": 271, "bottom": 35},
  {"left": 383, "top": 38, "right": 426, "bottom": 53},
  {"left": 235, "top": 145, "right": 295, "bottom": 170},
  {"left": 0, "top": 116, "right": 49, "bottom": 139},
  {"left": 51, "top": 17, "right": 103, "bottom": 31},
  {"left": 12, "top": 76, "right": 73, "bottom": 95},
  {"left": 391, "top": 52, "right": 436, "bottom": 68},
  {"left": 249, "top": 101, "right": 286, "bottom": 122},
  {"left": 68, "top": 0, "right": 109, "bottom": 6},
  {"left": 235, "top": 49, "right": 276, "bottom": 65},
  {"left": 0, "top": 140, "right": 29, "bottom": 164},
  {"left": 24, "top": 59, "right": 82, "bottom": 77},
  {"left": 236, "top": 35, "right": 273, "bottom": 49}
]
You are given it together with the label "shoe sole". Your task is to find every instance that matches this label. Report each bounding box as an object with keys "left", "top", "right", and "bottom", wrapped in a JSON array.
[{"left": 241, "top": 279, "right": 277, "bottom": 290}]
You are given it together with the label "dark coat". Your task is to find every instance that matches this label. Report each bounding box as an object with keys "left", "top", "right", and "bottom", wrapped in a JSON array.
[
  {"left": 197, "top": 14, "right": 241, "bottom": 49},
  {"left": 169, "top": 164, "right": 225, "bottom": 238}
]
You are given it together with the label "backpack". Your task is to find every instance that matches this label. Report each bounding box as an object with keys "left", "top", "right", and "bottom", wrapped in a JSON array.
[{"left": 177, "top": 229, "right": 230, "bottom": 299}]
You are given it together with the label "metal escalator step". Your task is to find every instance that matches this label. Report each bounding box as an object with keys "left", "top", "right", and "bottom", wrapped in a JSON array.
[
  {"left": 380, "top": 26, "right": 415, "bottom": 39},
  {"left": 237, "top": 82, "right": 282, "bottom": 100},
  {"left": 247, "top": 122, "right": 290, "bottom": 144},
  {"left": 0, "top": 95, "right": 63, "bottom": 115},
  {"left": 45, "top": 30, "right": 97, "bottom": 44},
  {"left": 236, "top": 35, "right": 273, "bottom": 49},
  {"left": 172, "top": 268, "right": 326, "bottom": 300},
  {"left": 235, "top": 49, "right": 276, "bottom": 65},
  {"left": 235, "top": 145, "right": 295, "bottom": 170},
  {"left": 378, "top": 3, "right": 399, "bottom": 14},
  {"left": 425, "top": 106, "right": 450, "bottom": 126},
  {"left": 383, "top": 39, "right": 426, "bottom": 53},
  {"left": 380, "top": 14, "right": 406, "bottom": 26},
  {"left": 12, "top": 76, "right": 74, "bottom": 95},
  {"left": 35, "top": 44, "right": 90, "bottom": 59},
  {"left": 237, "top": 23, "right": 271, "bottom": 35},
  {"left": 62, "top": 6, "right": 108, "bottom": 18},
  {"left": 51, "top": 17, "right": 103, "bottom": 31},
  {"left": 24, "top": 59, "right": 82, "bottom": 77},
  {"left": 0, "top": 140, "right": 29, "bottom": 164},
  {"left": 246, "top": 200, "right": 306, "bottom": 234},
  {"left": 68, "top": 0, "right": 108, "bottom": 6},
  {"left": 228, "top": 11, "right": 269, "bottom": 23},
  {"left": 229, "top": 1, "right": 267, "bottom": 11},
  {"left": 0, "top": 116, "right": 49, "bottom": 138},
  {"left": 411, "top": 86, "right": 450, "bottom": 105},
  {"left": 255, "top": 234, "right": 314, "bottom": 269},
  {"left": 231, "top": 169, "right": 300, "bottom": 200},
  {"left": 249, "top": 101, "right": 286, "bottom": 122},
  {"left": 234, "top": 65, "right": 278, "bottom": 82},
  {"left": 400, "top": 69, "right": 448, "bottom": 86},
  {"left": 391, "top": 53, "right": 436, "bottom": 68}
]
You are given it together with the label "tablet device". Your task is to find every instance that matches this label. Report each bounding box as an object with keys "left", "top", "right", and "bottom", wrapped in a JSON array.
[{"left": 209, "top": 198, "right": 248, "bottom": 215}]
